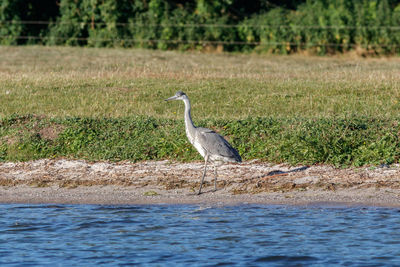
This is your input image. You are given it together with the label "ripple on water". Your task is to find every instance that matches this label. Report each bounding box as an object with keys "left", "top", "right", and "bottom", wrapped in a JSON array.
[
  {"left": 0, "top": 204, "right": 400, "bottom": 265},
  {"left": 254, "top": 255, "right": 319, "bottom": 263}
]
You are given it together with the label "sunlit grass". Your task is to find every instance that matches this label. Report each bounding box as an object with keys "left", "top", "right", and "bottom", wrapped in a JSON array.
[
  {"left": 1, "top": 47, "right": 400, "bottom": 165},
  {"left": 0, "top": 46, "right": 399, "bottom": 119}
]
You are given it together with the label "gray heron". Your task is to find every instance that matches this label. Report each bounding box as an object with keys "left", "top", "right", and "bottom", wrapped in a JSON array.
[{"left": 165, "top": 91, "right": 242, "bottom": 194}]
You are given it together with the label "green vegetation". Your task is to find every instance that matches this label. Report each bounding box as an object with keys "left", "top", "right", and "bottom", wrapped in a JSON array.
[
  {"left": 1, "top": 46, "right": 399, "bottom": 119},
  {"left": 0, "top": 46, "right": 399, "bottom": 165},
  {"left": 1, "top": 0, "right": 400, "bottom": 55},
  {"left": 1, "top": 115, "right": 399, "bottom": 166}
]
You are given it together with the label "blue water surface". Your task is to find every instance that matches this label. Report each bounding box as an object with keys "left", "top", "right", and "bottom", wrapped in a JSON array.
[{"left": 0, "top": 204, "right": 400, "bottom": 266}]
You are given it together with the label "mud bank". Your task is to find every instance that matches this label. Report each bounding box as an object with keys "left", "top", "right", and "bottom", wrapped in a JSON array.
[{"left": 0, "top": 159, "right": 399, "bottom": 206}]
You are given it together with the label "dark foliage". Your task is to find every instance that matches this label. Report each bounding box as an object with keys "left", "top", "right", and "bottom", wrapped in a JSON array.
[{"left": 1, "top": 0, "right": 400, "bottom": 54}]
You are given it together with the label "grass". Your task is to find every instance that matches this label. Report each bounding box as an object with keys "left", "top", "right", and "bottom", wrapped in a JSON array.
[
  {"left": 0, "top": 46, "right": 399, "bottom": 119},
  {"left": 1, "top": 115, "right": 399, "bottom": 166},
  {"left": 0, "top": 46, "right": 400, "bottom": 165}
]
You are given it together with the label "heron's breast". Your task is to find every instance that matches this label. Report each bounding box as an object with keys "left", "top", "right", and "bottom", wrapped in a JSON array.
[
  {"left": 185, "top": 130, "right": 205, "bottom": 158},
  {"left": 193, "top": 139, "right": 206, "bottom": 158},
  {"left": 185, "top": 128, "right": 194, "bottom": 143}
]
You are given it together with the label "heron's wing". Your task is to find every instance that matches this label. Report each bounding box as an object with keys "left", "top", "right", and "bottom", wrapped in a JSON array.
[{"left": 196, "top": 127, "right": 242, "bottom": 162}]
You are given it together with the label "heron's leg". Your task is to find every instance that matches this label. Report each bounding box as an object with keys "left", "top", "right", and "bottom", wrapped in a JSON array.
[
  {"left": 213, "top": 165, "right": 217, "bottom": 191},
  {"left": 198, "top": 156, "right": 208, "bottom": 195}
]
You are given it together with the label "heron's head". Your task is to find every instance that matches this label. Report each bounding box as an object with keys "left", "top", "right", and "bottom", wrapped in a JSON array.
[{"left": 165, "top": 91, "right": 187, "bottom": 101}]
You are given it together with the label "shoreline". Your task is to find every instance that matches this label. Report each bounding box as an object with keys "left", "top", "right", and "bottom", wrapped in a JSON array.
[
  {"left": 1, "top": 185, "right": 400, "bottom": 208},
  {"left": 1, "top": 159, "right": 400, "bottom": 207}
]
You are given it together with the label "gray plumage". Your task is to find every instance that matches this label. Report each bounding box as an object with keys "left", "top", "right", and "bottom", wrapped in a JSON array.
[{"left": 165, "top": 91, "right": 241, "bottom": 194}]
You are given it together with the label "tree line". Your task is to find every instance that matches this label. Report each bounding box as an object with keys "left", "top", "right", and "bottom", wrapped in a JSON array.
[{"left": 1, "top": 0, "right": 400, "bottom": 55}]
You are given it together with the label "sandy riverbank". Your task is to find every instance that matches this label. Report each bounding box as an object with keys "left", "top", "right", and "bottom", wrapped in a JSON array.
[{"left": 1, "top": 159, "right": 400, "bottom": 207}]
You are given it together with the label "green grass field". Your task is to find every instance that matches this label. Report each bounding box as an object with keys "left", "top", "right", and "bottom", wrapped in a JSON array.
[
  {"left": 1, "top": 46, "right": 399, "bottom": 119},
  {"left": 1, "top": 46, "right": 400, "bottom": 165}
]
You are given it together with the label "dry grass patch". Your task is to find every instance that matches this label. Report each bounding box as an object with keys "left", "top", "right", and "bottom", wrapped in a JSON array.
[{"left": 0, "top": 46, "right": 399, "bottom": 119}]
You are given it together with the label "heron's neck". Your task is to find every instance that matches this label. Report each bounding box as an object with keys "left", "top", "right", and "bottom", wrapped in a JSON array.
[{"left": 183, "top": 98, "right": 196, "bottom": 136}]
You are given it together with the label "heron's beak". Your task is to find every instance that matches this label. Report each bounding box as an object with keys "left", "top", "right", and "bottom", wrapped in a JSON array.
[{"left": 165, "top": 95, "right": 178, "bottom": 101}]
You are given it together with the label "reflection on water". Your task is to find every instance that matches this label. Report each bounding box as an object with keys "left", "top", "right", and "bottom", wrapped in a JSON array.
[{"left": 0, "top": 204, "right": 400, "bottom": 265}]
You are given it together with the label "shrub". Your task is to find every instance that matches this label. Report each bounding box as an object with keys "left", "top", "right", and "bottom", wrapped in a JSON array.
[
  {"left": 2, "top": 0, "right": 400, "bottom": 54},
  {"left": 0, "top": 0, "right": 58, "bottom": 45}
]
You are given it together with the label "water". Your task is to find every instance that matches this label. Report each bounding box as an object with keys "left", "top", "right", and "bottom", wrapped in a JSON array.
[{"left": 1, "top": 204, "right": 400, "bottom": 266}]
